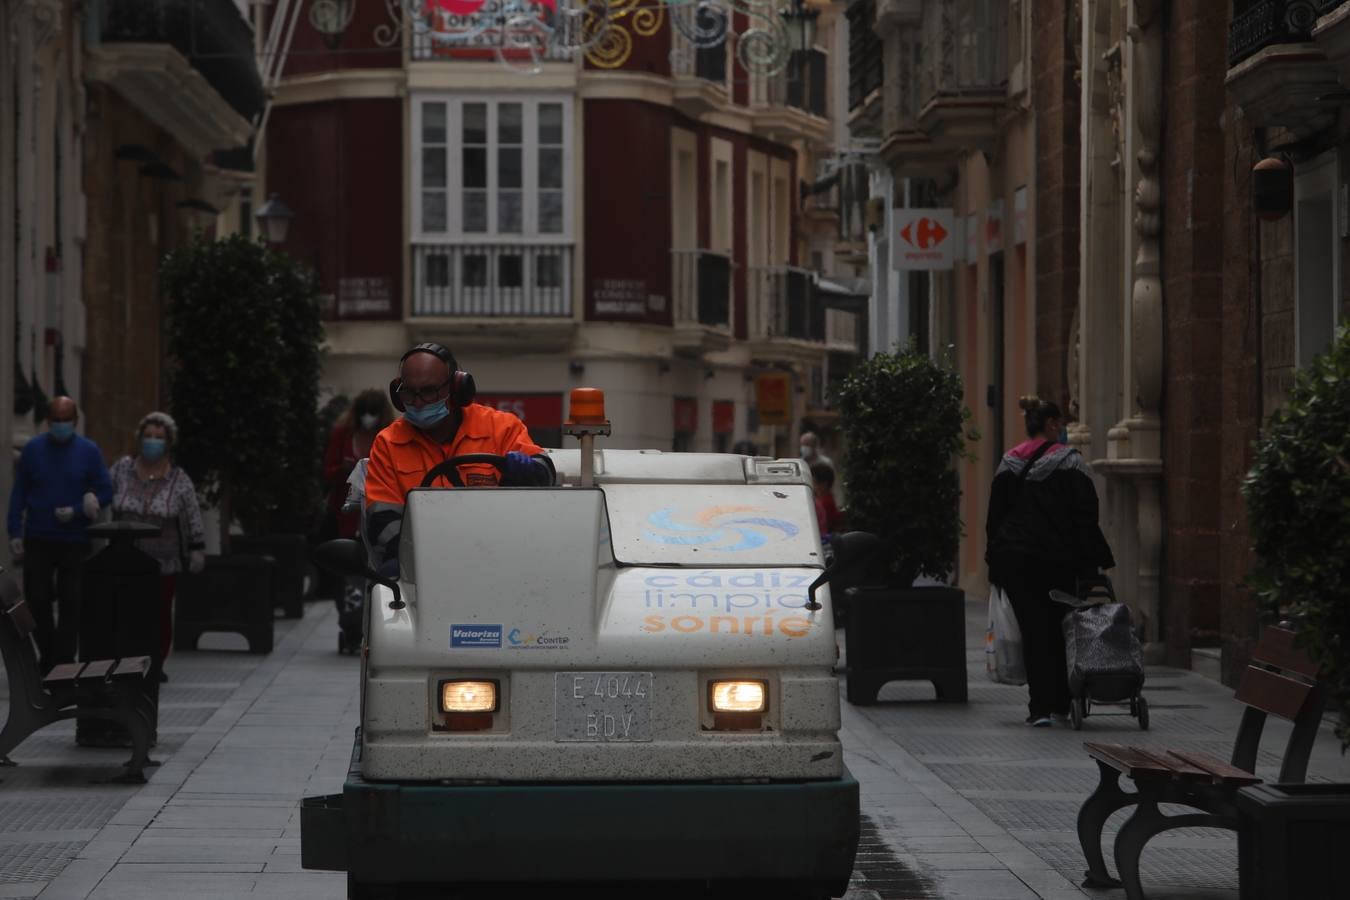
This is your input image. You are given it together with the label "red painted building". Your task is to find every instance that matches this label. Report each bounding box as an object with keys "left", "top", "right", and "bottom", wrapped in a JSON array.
[{"left": 261, "top": 1, "right": 860, "bottom": 454}]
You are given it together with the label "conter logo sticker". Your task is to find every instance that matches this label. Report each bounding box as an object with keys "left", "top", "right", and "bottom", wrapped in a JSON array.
[
  {"left": 450, "top": 624, "right": 502, "bottom": 648},
  {"left": 507, "top": 628, "right": 571, "bottom": 650},
  {"left": 643, "top": 505, "right": 800, "bottom": 552}
]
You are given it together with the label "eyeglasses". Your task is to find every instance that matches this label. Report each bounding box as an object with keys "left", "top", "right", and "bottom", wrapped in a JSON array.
[{"left": 394, "top": 380, "right": 451, "bottom": 407}]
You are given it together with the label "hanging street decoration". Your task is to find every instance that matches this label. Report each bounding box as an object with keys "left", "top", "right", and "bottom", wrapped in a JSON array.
[{"left": 364, "top": 0, "right": 806, "bottom": 76}]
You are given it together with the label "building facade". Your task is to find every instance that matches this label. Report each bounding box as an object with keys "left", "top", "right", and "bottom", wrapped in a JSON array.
[{"left": 260, "top": 1, "right": 862, "bottom": 458}]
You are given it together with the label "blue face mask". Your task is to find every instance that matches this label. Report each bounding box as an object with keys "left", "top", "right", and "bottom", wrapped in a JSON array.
[
  {"left": 404, "top": 399, "right": 450, "bottom": 430},
  {"left": 141, "top": 437, "right": 167, "bottom": 462},
  {"left": 1058, "top": 427, "right": 1069, "bottom": 444},
  {"left": 49, "top": 421, "right": 75, "bottom": 442}
]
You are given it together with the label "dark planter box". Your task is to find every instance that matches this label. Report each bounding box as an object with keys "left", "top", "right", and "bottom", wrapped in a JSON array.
[
  {"left": 174, "top": 554, "right": 275, "bottom": 654},
  {"left": 77, "top": 524, "right": 163, "bottom": 746},
  {"left": 1237, "top": 782, "right": 1350, "bottom": 900},
  {"left": 844, "top": 585, "right": 968, "bottom": 704},
  {"left": 232, "top": 534, "right": 309, "bottom": 619}
]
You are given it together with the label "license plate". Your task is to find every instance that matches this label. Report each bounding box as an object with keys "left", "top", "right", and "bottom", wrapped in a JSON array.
[{"left": 554, "top": 672, "right": 654, "bottom": 742}]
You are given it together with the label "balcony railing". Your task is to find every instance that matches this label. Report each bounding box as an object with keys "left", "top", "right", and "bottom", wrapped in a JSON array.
[
  {"left": 826, "top": 308, "right": 860, "bottom": 349},
  {"left": 848, "top": 0, "right": 883, "bottom": 111},
  {"left": 1229, "top": 1, "right": 1321, "bottom": 67},
  {"left": 671, "top": 7, "right": 728, "bottom": 83},
  {"left": 771, "top": 50, "right": 828, "bottom": 116},
  {"left": 411, "top": 0, "right": 575, "bottom": 61},
  {"left": 672, "top": 250, "right": 732, "bottom": 328},
  {"left": 413, "top": 243, "right": 573, "bottom": 317},
  {"left": 95, "top": 0, "right": 263, "bottom": 120},
  {"left": 749, "top": 267, "right": 825, "bottom": 342}
]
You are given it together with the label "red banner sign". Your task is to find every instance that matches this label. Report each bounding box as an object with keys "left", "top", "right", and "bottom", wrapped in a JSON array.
[
  {"left": 475, "top": 393, "right": 564, "bottom": 427},
  {"left": 712, "top": 400, "right": 735, "bottom": 434}
]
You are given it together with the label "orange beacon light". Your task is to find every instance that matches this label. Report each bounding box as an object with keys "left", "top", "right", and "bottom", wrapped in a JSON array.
[{"left": 565, "top": 388, "right": 610, "bottom": 487}]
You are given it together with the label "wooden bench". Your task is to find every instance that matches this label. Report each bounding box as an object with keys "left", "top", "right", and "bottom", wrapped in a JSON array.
[
  {"left": 0, "top": 583, "right": 159, "bottom": 784},
  {"left": 1076, "top": 625, "right": 1327, "bottom": 900}
]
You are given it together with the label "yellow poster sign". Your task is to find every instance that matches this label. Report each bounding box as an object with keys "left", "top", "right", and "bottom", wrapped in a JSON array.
[{"left": 755, "top": 373, "right": 792, "bottom": 426}]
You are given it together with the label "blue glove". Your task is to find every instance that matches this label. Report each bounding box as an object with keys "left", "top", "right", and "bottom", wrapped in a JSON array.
[{"left": 503, "top": 451, "right": 547, "bottom": 486}]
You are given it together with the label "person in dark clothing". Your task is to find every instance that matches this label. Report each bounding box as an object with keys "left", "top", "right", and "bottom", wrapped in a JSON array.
[
  {"left": 6, "top": 397, "right": 114, "bottom": 670},
  {"left": 985, "top": 397, "right": 1115, "bottom": 727}
]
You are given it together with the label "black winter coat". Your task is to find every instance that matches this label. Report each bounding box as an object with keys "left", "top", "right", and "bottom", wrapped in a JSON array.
[{"left": 985, "top": 439, "right": 1115, "bottom": 584}]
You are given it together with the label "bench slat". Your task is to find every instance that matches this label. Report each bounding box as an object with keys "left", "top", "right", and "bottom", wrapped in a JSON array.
[
  {"left": 110, "top": 656, "right": 151, "bottom": 680},
  {"left": 1249, "top": 626, "right": 1319, "bottom": 680},
  {"left": 1235, "top": 665, "right": 1314, "bottom": 722},
  {"left": 78, "top": 659, "right": 115, "bottom": 681},
  {"left": 42, "top": 662, "right": 86, "bottom": 685},
  {"left": 1166, "top": 750, "right": 1261, "bottom": 785},
  {"left": 1129, "top": 747, "right": 1211, "bottom": 780},
  {"left": 1084, "top": 742, "right": 1177, "bottom": 778},
  {"left": 3, "top": 600, "right": 36, "bottom": 638}
]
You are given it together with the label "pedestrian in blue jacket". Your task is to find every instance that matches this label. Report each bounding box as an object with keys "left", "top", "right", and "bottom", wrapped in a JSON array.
[{"left": 6, "top": 396, "right": 113, "bottom": 669}]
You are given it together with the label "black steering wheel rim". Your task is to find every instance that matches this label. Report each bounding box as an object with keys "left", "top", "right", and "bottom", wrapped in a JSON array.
[{"left": 419, "top": 453, "right": 510, "bottom": 489}]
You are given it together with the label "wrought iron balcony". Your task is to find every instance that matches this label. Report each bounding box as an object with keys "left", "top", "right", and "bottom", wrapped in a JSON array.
[
  {"left": 672, "top": 250, "right": 732, "bottom": 329},
  {"left": 848, "top": 0, "right": 884, "bottom": 112},
  {"left": 413, "top": 243, "right": 573, "bottom": 317},
  {"left": 749, "top": 267, "right": 825, "bottom": 344},
  {"left": 777, "top": 50, "right": 829, "bottom": 117},
  {"left": 1229, "top": 0, "right": 1321, "bottom": 66},
  {"left": 92, "top": 0, "right": 263, "bottom": 123}
]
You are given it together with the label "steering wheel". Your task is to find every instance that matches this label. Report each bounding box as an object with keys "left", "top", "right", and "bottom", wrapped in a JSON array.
[{"left": 419, "top": 454, "right": 510, "bottom": 489}]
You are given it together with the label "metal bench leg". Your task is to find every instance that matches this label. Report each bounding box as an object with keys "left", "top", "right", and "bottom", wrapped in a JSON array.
[
  {"left": 1078, "top": 759, "right": 1136, "bottom": 888},
  {"left": 1113, "top": 797, "right": 1235, "bottom": 900}
]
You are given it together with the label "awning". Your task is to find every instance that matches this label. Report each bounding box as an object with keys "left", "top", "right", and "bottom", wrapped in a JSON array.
[{"left": 815, "top": 276, "right": 869, "bottom": 313}]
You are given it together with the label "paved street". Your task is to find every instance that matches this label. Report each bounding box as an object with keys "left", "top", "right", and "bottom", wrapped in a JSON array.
[{"left": 2, "top": 597, "right": 1347, "bottom": 899}]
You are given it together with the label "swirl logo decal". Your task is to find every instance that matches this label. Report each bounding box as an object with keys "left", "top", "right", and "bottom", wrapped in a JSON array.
[{"left": 643, "top": 505, "right": 800, "bottom": 552}]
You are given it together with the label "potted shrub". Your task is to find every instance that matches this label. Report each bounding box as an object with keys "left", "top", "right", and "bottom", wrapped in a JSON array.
[
  {"left": 1238, "top": 325, "right": 1350, "bottom": 898},
  {"left": 835, "top": 344, "right": 977, "bottom": 704},
  {"left": 1244, "top": 323, "right": 1350, "bottom": 740},
  {"left": 162, "top": 234, "right": 324, "bottom": 637}
]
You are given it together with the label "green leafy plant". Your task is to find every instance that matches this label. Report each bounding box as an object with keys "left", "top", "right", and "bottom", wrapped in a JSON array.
[
  {"left": 836, "top": 343, "right": 977, "bottom": 587},
  {"left": 1243, "top": 324, "right": 1350, "bottom": 746},
  {"left": 162, "top": 233, "right": 324, "bottom": 548}
]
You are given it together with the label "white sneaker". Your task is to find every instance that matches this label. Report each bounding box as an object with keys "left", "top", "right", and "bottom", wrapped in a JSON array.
[{"left": 1028, "top": 715, "right": 1052, "bottom": 728}]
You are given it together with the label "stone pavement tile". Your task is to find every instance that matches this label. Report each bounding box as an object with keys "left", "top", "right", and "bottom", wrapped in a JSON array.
[
  {"left": 912, "top": 851, "right": 1006, "bottom": 871},
  {"left": 120, "top": 835, "right": 286, "bottom": 864},
  {"left": 249, "top": 872, "right": 348, "bottom": 898},
  {"left": 928, "top": 869, "right": 1042, "bottom": 899},
  {"left": 149, "top": 805, "right": 296, "bottom": 830},
  {"left": 890, "top": 834, "right": 986, "bottom": 854},
  {"left": 86, "top": 871, "right": 259, "bottom": 899},
  {"left": 0, "top": 886, "right": 42, "bottom": 900},
  {"left": 107, "top": 862, "right": 266, "bottom": 874}
]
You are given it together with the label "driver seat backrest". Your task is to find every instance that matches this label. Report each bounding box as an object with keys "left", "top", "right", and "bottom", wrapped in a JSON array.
[{"left": 345, "top": 459, "right": 376, "bottom": 564}]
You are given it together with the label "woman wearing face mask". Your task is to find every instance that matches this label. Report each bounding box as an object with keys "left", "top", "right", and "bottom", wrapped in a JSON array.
[
  {"left": 985, "top": 397, "right": 1115, "bottom": 727},
  {"left": 322, "top": 390, "right": 395, "bottom": 541},
  {"left": 108, "top": 411, "right": 207, "bottom": 682}
]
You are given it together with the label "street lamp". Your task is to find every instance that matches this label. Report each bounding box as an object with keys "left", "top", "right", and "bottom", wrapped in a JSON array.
[
  {"left": 254, "top": 193, "right": 295, "bottom": 244},
  {"left": 781, "top": 0, "right": 820, "bottom": 54},
  {"left": 309, "top": 0, "right": 356, "bottom": 50}
]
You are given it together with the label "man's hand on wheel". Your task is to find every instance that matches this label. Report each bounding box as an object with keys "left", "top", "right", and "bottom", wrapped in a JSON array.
[{"left": 503, "top": 451, "right": 545, "bottom": 486}]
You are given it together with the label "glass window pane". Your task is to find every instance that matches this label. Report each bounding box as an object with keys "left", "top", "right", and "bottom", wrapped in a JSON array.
[
  {"left": 463, "top": 191, "right": 487, "bottom": 232},
  {"left": 498, "top": 103, "right": 523, "bottom": 144},
  {"left": 463, "top": 254, "right": 488, "bottom": 287},
  {"left": 538, "top": 147, "right": 563, "bottom": 189},
  {"left": 539, "top": 103, "right": 563, "bottom": 144},
  {"left": 462, "top": 147, "right": 487, "bottom": 188},
  {"left": 498, "top": 192, "right": 523, "bottom": 233},
  {"left": 422, "top": 148, "right": 446, "bottom": 188},
  {"left": 463, "top": 103, "right": 487, "bottom": 144},
  {"left": 498, "top": 254, "right": 523, "bottom": 288},
  {"left": 499, "top": 148, "right": 522, "bottom": 188},
  {"left": 422, "top": 192, "right": 446, "bottom": 231},
  {"left": 536, "top": 254, "right": 562, "bottom": 288},
  {"left": 423, "top": 103, "right": 446, "bottom": 144},
  {"left": 426, "top": 253, "right": 450, "bottom": 287},
  {"left": 539, "top": 191, "right": 563, "bottom": 233}
]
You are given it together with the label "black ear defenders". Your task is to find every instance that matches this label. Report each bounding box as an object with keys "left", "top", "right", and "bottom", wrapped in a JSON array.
[{"left": 388, "top": 342, "right": 477, "bottom": 412}]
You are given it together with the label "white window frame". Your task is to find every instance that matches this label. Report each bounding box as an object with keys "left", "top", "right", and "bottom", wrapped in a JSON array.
[
  {"left": 1294, "top": 150, "right": 1341, "bottom": 369},
  {"left": 412, "top": 93, "right": 574, "bottom": 244}
]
